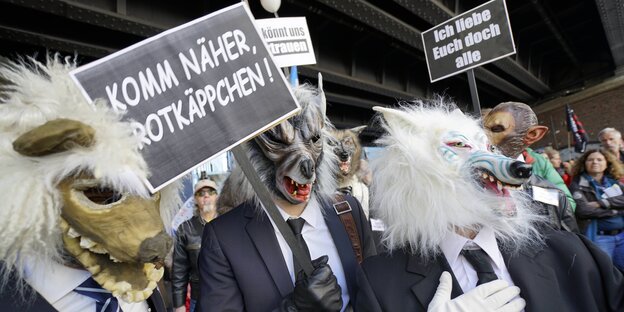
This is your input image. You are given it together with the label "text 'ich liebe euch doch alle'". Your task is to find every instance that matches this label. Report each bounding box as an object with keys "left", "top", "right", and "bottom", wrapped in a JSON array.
[
  {"left": 104, "top": 29, "right": 276, "bottom": 148},
  {"left": 431, "top": 9, "right": 501, "bottom": 69}
]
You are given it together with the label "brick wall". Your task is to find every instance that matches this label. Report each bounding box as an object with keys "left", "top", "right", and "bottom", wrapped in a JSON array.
[{"left": 535, "top": 84, "right": 624, "bottom": 151}]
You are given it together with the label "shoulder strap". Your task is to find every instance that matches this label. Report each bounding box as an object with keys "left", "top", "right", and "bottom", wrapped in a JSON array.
[{"left": 333, "top": 194, "right": 363, "bottom": 263}]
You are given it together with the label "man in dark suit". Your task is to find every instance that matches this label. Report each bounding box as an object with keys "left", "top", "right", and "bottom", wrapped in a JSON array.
[
  {"left": 359, "top": 104, "right": 624, "bottom": 312},
  {"left": 356, "top": 227, "right": 624, "bottom": 311},
  {"left": 197, "top": 77, "right": 376, "bottom": 312},
  {"left": 198, "top": 195, "right": 375, "bottom": 311}
]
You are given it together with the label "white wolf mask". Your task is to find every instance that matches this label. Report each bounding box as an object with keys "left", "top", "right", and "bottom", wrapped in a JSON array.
[
  {"left": 371, "top": 100, "right": 544, "bottom": 258},
  {"left": 0, "top": 57, "right": 181, "bottom": 302}
]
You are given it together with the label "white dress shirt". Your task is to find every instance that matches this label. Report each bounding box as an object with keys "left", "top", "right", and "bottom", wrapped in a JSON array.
[
  {"left": 24, "top": 258, "right": 149, "bottom": 312},
  {"left": 266, "top": 200, "right": 350, "bottom": 311},
  {"left": 439, "top": 227, "right": 517, "bottom": 294}
]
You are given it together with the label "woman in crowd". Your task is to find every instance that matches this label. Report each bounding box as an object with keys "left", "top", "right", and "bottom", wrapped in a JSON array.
[
  {"left": 570, "top": 149, "right": 624, "bottom": 270},
  {"left": 544, "top": 147, "right": 573, "bottom": 186}
]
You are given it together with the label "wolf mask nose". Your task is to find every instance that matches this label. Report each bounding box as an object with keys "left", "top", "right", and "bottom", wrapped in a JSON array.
[
  {"left": 509, "top": 161, "right": 532, "bottom": 179},
  {"left": 138, "top": 231, "right": 172, "bottom": 263},
  {"left": 339, "top": 152, "right": 349, "bottom": 161},
  {"left": 300, "top": 159, "right": 315, "bottom": 179}
]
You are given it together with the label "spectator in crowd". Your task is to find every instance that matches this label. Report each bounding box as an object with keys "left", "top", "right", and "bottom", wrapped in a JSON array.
[
  {"left": 599, "top": 128, "right": 624, "bottom": 163},
  {"left": 570, "top": 149, "right": 624, "bottom": 270},
  {"left": 544, "top": 146, "right": 572, "bottom": 186},
  {"left": 172, "top": 179, "right": 219, "bottom": 312}
]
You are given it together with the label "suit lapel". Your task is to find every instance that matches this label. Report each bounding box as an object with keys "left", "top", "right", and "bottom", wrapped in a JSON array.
[
  {"left": 148, "top": 287, "right": 167, "bottom": 312},
  {"left": 503, "top": 246, "right": 560, "bottom": 311},
  {"left": 408, "top": 254, "right": 464, "bottom": 309},
  {"left": 244, "top": 205, "right": 294, "bottom": 297},
  {"left": 323, "top": 202, "right": 359, "bottom": 301}
]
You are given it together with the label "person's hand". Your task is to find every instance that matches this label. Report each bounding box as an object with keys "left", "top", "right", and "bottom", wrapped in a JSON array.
[
  {"left": 588, "top": 201, "right": 601, "bottom": 208},
  {"left": 293, "top": 255, "right": 342, "bottom": 311},
  {"left": 427, "top": 272, "right": 525, "bottom": 312},
  {"left": 174, "top": 306, "right": 187, "bottom": 312}
]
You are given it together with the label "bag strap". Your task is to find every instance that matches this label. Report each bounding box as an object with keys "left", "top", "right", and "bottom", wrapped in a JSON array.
[{"left": 333, "top": 194, "right": 363, "bottom": 263}]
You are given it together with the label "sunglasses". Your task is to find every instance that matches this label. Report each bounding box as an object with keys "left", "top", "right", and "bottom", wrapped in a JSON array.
[{"left": 196, "top": 189, "right": 217, "bottom": 196}]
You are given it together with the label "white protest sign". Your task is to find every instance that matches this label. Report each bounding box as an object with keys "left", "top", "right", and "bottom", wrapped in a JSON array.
[
  {"left": 71, "top": 3, "right": 299, "bottom": 192},
  {"left": 254, "top": 17, "right": 316, "bottom": 68}
]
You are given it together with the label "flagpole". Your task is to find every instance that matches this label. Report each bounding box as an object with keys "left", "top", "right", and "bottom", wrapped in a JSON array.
[
  {"left": 567, "top": 132, "right": 571, "bottom": 155},
  {"left": 549, "top": 115, "right": 559, "bottom": 150}
]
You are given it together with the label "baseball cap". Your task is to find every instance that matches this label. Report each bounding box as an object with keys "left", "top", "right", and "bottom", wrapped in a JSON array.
[{"left": 194, "top": 179, "right": 217, "bottom": 194}]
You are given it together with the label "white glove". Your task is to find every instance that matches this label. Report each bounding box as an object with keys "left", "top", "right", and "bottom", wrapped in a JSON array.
[{"left": 427, "top": 271, "right": 526, "bottom": 312}]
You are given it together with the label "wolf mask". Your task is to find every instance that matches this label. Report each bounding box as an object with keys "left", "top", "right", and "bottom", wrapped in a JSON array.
[
  {"left": 217, "top": 74, "right": 337, "bottom": 212},
  {"left": 0, "top": 57, "right": 181, "bottom": 302},
  {"left": 329, "top": 126, "right": 366, "bottom": 183},
  {"left": 371, "top": 99, "right": 544, "bottom": 258}
]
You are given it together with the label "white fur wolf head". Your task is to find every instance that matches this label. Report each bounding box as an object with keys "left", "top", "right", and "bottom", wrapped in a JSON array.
[
  {"left": 0, "top": 57, "right": 181, "bottom": 301},
  {"left": 371, "top": 98, "right": 544, "bottom": 258},
  {"left": 217, "top": 74, "right": 337, "bottom": 212}
]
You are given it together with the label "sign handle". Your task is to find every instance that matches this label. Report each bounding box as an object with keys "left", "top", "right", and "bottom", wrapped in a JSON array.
[
  {"left": 467, "top": 69, "right": 481, "bottom": 116},
  {"left": 231, "top": 145, "right": 315, "bottom": 276}
]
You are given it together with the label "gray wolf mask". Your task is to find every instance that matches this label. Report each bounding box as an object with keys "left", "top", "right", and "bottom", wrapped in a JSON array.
[
  {"left": 329, "top": 126, "right": 366, "bottom": 185},
  {"left": 217, "top": 74, "right": 337, "bottom": 212}
]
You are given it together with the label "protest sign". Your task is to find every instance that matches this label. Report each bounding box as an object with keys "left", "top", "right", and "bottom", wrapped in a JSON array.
[
  {"left": 254, "top": 17, "right": 316, "bottom": 67},
  {"left": 71, "top": 2, "right": 299, "bottom": 192},
  {"left": 421, "top": 0, "right": 515, "bottom": 82}
]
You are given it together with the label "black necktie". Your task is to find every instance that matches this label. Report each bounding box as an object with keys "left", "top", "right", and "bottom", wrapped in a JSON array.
[
  {"left": 461, "top": 248, "right": 499, "bottom": 285},
  {"left": 287, "top": 217, "right": 311, "bottom": 277}
]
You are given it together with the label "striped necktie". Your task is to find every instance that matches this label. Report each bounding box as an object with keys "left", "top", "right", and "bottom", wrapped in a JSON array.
[{"left": 73, "top": 277, "right": 121, "bottom": 312}]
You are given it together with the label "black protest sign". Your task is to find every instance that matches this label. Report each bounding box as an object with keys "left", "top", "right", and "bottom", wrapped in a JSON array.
[
  {"left": 71, "top": 3, "right": 299, "bottom": 192},
  {"left": 421, "top": 0, "right": 515, "bottom": 82}
]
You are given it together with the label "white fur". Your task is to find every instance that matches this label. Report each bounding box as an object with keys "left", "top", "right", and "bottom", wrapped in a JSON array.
[
  {"left": 371, "top": 99, "right": 544, "bottom": 258},
  {"left": 0, "top": 56, "right": 181, "bottom": 285}
]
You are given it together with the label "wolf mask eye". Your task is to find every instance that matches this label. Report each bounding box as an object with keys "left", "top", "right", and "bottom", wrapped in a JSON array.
[
  {"left": 71, "top": 179, "right": 124, "bottom": 207},
  {"left": 263, "top": 130, "right": 285, "bottom": 144},
  {"left": 446, "top": 141, "right": 471, "bottom": 149},
  {"left": 342, "top": 137, "right": 355, "bottom": 146},
  {"left": 327, "top": 138, "right": 337, "bottom": 146},
  {"left": 82, "top": 187, "right": 123, "bottom": 205},
  {"left": 489, "top": 125, "right": 506, "bottom": 133},
  {"left": 311, "top": 133, "right": 321, "bottom": 143}
]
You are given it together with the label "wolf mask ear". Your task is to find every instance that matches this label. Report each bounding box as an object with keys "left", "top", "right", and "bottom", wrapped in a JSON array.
[
  {"left": 350, "top": 125, "right": 367, "bottom": 135},
  {"left": 13, "top": 118, "right": 95, "bottom": 156},
  {"left": 317, "top": 73, "right": 326, "bottom": 119},
  {"left": 373, "top": 106, "right": 417, "bottom": 133},
  {"left": 451, "top": 108, "right": 465, "bottom": 117}
]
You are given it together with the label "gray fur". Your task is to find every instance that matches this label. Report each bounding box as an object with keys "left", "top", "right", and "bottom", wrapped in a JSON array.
[{"left": 217, "top": 79, "right": 337, "bottom": 214}]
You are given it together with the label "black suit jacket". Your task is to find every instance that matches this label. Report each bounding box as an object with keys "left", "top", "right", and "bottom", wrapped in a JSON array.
[
  {"left": 356, "top": 229, "right": 624, "bottom": 312},
  {"left": 197, "top": 195, "right": 376, "bottom": 312}
]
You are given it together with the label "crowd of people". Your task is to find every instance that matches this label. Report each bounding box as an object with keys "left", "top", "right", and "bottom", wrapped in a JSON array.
[
  {"left": 538, "top": 127, "right": 624, "bottom": 271},
  {"left": 2, "top": 58, "right": 621, "bottom": 312},
  {"left": 165, "top": 100, "right": 623, "bottom": 312}
]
